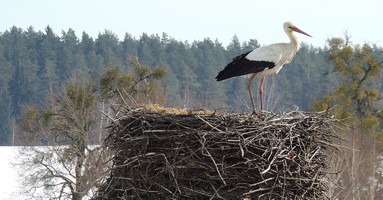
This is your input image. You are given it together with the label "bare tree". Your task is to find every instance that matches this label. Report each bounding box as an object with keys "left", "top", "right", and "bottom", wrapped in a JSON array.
[
  {"left": 15, "top": 76, "right": 111, "bottom": 200},
  {"left": 313, "top": 37, "right": 383, "bottom": 199},
  {"left": 327, "top": 127, "right": 383, "bottom": 200},
  {"left": 263, "top": 76, "right": 284, "bottom": 112}
]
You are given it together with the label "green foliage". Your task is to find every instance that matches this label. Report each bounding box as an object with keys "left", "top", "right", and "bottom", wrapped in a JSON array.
[
  {"left": 19, "top": 76, "right": 99, "bottom": 145},
  {"left": 0, "top": 44, "right": 13, "bottom": 145},
  {"left": 63, "top": 79, "right": 96, "bottom": 110},
  {"left": 312, "top": 37, "right": 383, "bottom": 137},
  {"left": 0, "top": 26, "right": 376, "bottom": 144},
  {"left": 152, "top": 66, "right": 167, "bottom": 79},
  {"left": 361, "top": 115, "right": 380, "bottom": 130},
  {"left": 100, "top": 57, "right": 167, "bottom": 104},
  {"left": 311, "top": 94, "right": 332, "bottom": 111}
]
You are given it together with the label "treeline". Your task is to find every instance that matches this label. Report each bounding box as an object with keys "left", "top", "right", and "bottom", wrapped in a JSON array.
[{"left": 0, "top": 25, "right": 345, "bottom": 145}]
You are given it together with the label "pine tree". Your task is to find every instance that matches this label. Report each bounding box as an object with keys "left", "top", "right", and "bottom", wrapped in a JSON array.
[
  {"left": 99, "top": 57, "right": 167, "bottom": 105},
  {"left": 0, "top": 44, "right": 13, "bottom": 145},
  {"left": 313, "top": 37, "right": 383, "bottom": 126},
  {"left": 6, "top": 27, "right": 40, "bottom": 114},
  {"left": 311, "top": 37, "right": 383, "bottom": 199},
  {"left": 224, "top": 35, "right": 249, "bottom": 111},
  {"left": 95, "top": 30, "right": 122, "bottom": 68}
]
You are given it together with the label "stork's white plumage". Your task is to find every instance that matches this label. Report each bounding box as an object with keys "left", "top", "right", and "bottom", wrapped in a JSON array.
[{"left": 216, "top": 21, "right": 311, "bottom": 115}]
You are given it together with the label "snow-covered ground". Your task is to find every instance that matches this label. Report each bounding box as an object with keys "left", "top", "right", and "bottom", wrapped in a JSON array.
[
  {"left": 0, "top": 146, "right": 62, "bottom": 200},
  {"left": 0, "top": 146, "right": 102, "bottom": 200},
  {"left": 0, "top": 146, "right": 21, "bottom": 200}
]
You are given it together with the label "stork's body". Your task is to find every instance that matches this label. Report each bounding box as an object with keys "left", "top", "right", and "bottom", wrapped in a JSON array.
[{"left": 216, "top": 22, "right": 311, "bottom": 115}]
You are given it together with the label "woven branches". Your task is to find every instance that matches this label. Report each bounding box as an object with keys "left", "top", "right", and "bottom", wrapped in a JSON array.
[{"left": 95, "top": 107, "right": 340, "bottom": 199}]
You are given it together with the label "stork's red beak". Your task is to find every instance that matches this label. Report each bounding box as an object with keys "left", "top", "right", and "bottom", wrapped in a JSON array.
[{"left": 293, "top": 27, "right": 312, "bottom": 37}]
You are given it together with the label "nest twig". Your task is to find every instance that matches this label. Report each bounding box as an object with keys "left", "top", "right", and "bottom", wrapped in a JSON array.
[{"left": 95, "top": 106, "right": 341, "bottom": 199}]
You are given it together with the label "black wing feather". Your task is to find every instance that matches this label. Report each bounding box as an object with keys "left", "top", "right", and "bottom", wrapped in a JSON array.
[{"left": 215, "top": 51, "right": 275, "bottom": 81}]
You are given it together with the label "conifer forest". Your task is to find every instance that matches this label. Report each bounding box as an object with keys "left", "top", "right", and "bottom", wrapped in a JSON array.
[
  {"left": 3, "top": 24, "right": 383, "bottom": 199},
  {"left": 0, "top": 26, "right": 343, "bottom": 145}
]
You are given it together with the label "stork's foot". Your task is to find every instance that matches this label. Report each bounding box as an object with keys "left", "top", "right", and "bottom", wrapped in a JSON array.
[
  {"left": 250, "top": 110, "right": 267, "bottom": 120},
  {"left": 251, "top": 110, "right": 260, "bottom": 116}
]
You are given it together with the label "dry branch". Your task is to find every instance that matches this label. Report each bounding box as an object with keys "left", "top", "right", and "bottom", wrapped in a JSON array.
[{"left": 94, "top": 106, "right": 340, "bottom": 199}]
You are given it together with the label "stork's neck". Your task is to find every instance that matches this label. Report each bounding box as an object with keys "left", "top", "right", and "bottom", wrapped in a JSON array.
[{"left": 287, "top": 31, "right": 299, "bottom": 50}]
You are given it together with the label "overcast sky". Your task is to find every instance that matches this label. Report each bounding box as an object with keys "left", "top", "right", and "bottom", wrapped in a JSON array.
[{"left": 1, "top": 0, "right": 382, "bottom": 47}]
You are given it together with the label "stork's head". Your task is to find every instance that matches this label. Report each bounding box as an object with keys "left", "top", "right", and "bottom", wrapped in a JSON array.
[{"left": 284, "top": 21, "right": 312, "bottom": 37}]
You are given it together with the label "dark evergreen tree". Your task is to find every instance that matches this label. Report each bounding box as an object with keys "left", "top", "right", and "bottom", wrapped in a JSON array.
[
  {"left": 0, "top": 25, "right": 360, "bottom": 145},
  {"left": 80, "top": 32, "right": 95, "bottom": 55},
  {"left": 6, "top": 27, "right": 40, "bottom": 115},
  {"left": 223, "top": 35, "right": 249, "bottom": 111},
  {"left": 242, "top": 39, "right": 260, "bottom": 52},
  {"left": 147, "top": 34, "right": 166, "bottom": 66},
  {"left": 95, "top": 30, "right": 122, "bottom": 69},
  {"left": 191, "top": 38, "right": 225, "bottom": 107},
  {"left": 137, "top": 33, "right": 155, "bottom": 67},
  {"left": 35, "top": 27, "right": 60, "bottom": 97},
  {"left": 121, "top": 33, "right": 138, "bottom": 64},
  {"left": 80, "top": 32, "right": 105, "bottom": 80},
  {"left": 0, "top": 44, "right": 13, "bottom": 145}
]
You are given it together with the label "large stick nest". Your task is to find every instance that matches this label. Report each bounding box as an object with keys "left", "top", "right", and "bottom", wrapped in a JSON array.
[{"left": 95, "top": 106, "right": 340, "bottom": 199}]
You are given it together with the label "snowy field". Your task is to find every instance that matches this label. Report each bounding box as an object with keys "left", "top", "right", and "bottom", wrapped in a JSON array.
[
  {"left": 0, "top": 146, "right": 21, "bottom": 200},
  {"left": 0, "top": 146, "right": 60, "bottom": 200},
  {"left": 0, "top": 146, "right": 99, "bottom": 200}
]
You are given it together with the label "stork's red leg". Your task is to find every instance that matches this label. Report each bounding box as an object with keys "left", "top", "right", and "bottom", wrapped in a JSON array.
[
  {"left": 259, "top": 77, "right": 265, "bottom": 110},
  {"left": 247, "top": 74, "right": 258, "bottom": 115}
]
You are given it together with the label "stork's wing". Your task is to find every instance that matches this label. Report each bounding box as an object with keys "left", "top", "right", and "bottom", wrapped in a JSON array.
[
  {"left": 246, "top": 44, "right": 283, "bottom": 63},
  {"left": 216, "top": 45, "right": 283, "bottom": 81}
]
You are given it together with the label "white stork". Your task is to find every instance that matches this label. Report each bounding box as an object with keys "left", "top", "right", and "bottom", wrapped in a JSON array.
[{"left": 216, "top": 21, "right": 311, "bottom": 115}]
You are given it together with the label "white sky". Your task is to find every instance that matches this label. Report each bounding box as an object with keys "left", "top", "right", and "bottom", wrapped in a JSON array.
[{"left": 1, "top": 0, "right": 382, "bottom": 47}]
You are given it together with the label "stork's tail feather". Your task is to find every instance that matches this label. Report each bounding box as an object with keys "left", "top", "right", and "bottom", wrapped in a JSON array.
[
  {"left": 216, "top": 52, "right": 251, "bottom": 81},
  {"left": 216, "top": 51, "right": 275, "bottom": 81}
]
